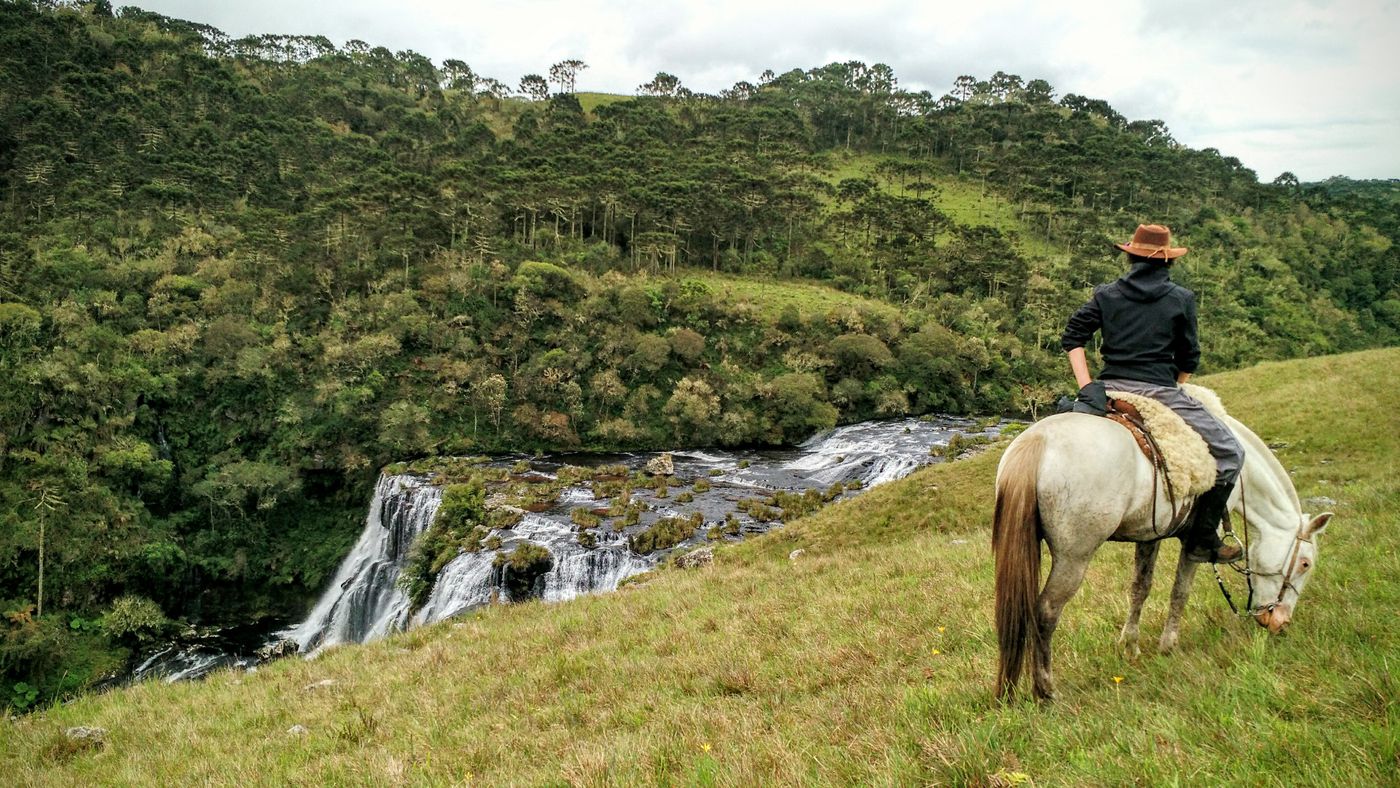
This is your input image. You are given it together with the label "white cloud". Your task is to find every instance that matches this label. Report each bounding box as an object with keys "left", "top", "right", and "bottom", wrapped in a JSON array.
[{"left": 136, "top": 0, "right": 1400, "bottom": 179}]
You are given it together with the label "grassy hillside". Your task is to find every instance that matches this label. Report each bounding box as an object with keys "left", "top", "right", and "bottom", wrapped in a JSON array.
[
  {"left": 4, "top": 348, "right": 1396, "bottom": 784},
  {"left": 6, "top": 2, "right": 1397, "bottom": 705},
  {"left": 576, "top": 91, "right": 633, "bottom": 115}
]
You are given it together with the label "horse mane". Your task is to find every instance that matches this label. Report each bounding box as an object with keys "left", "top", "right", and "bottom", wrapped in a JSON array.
[{"left": 1224, "top": 414, "right": 1302, "bottom": 514}]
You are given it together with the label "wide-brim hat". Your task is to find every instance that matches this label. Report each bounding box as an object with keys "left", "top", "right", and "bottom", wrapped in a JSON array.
[{"left": 1115, "top": 223, "right": 1188, "bottom": 259}]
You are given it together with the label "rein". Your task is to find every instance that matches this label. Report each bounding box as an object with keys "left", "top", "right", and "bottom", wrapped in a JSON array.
[{"left": 1212, "top": 470, "right": 1311, "bottom": 618}]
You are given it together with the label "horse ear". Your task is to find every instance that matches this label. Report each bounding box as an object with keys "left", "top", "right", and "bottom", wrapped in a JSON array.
[{"left": 1305, "top": 512, "right": 1333, "bottom": 538}]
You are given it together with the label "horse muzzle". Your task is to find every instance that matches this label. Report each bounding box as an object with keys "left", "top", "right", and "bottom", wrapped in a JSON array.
[{"left": 1255, "top": 604, "right": 1292, "bottom": 634}]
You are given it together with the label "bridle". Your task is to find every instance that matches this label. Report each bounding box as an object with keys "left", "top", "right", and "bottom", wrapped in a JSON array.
[{"left": 1212, "top": 470, "right": 1313, "bottom": 619}]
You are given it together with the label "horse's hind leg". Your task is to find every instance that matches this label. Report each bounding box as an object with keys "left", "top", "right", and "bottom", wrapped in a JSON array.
[
  {"left": 1033, "top": 552, "right": 1092, "bottom": 701},
  {"left": 1159, "top": 548, "right": 1201, "bottom": 654},
  {"left": 1117, "top": 542, "right": 1160, "bottom": 658}
]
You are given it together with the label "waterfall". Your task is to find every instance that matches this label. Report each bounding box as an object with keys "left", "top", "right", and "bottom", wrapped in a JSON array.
[
  {"left": 412, "top": 513, "right": 652, "bottom": 624},
  {"left": 285, "top": 415, "right": 1007, "bottom": 658},
  {"left": 286, "top": 474, "right": 442, "bottom": 655},
  {"left": 290, "top": 483, "right": 655, "bottom": 653}
]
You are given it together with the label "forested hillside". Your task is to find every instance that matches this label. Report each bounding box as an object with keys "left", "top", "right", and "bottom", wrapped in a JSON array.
[{"left": 1, "top": 0, "right": 1396, "bottom": 706}]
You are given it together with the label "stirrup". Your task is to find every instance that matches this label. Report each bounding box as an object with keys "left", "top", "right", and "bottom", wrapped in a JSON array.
[{"left": 1184, "top": 542, "right": 1242, "bottom": 564}]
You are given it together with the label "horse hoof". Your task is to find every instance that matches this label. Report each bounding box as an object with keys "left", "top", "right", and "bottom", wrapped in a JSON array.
[{"left": 1158, "top": 635, "right": 1178, "bottom": 655}]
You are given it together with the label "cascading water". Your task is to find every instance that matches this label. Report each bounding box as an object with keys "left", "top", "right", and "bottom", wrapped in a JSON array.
[
  {"left": 414, "top": 515, "right": 652, "bottom": 625},
  {"left": 285, "top": 474, "right": 442, "bottom": 654},
  {"left": 280, "top": 414, "right": 1005, "bottom": 658}
]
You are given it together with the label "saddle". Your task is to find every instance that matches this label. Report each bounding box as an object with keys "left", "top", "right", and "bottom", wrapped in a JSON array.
[
  {"left": 1105, "top": 397, "right": 1186, "bottom": 533},
  {"left": 1056, "top": 385, "right": 1224, "bottom": 533},
  {"left": 1105, "top": 398, "right": 1159, "bottom": 465},
  {"left": 1105, "top": 388, "right": 1218, "bottom": 500}
]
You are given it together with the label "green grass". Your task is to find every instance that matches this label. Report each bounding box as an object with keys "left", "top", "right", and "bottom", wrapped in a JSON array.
[
  {"left": 820, "top": 151, "right": 1067, "bottom": 262},
  {"left": 576, "top": 91, "right": 632, "bottom": 116},
  {"left": 701, "top": 271, "right": 904, "bottom": 324},
  {"left": 3, "top": 349, "right": 1396, "bottom": 785}
]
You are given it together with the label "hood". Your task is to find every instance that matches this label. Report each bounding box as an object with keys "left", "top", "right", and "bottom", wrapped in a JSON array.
[{"left": 1116, "top": 261, "right": 1175, "bottom": 302}]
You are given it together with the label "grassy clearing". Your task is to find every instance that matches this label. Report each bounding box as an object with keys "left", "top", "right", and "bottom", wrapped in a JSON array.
[
  {"left": 820, "top": 151, "right": 1066, "bottom": 261},
  {"left": 701, "top": 272, "right": 905, "bottom": 324},
  {"left": 3, "top": 349, "right": 1396, "bottom": 785},
  {"left": 576, "top": 92, "right": 632, "bottom": 116}
]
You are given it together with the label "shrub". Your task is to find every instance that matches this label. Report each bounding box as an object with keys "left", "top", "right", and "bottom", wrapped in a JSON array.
[
  {"left": 629, "top": 513, "right": 704, "bottom": 554},
  {"left": 493, "top": 542, "right": 554, "bottom": 599},
  {"left": 100, "top": 595, "right": 172, "bottom": 643},
  {"left": 556, "top": 465, "right": 594, "bottom": 485},
  {"left": 400, "top": 478, "right": 491, "bottom": 607},
  {"left": 772, "top": 489, "right": 825, "bottom": 519}
]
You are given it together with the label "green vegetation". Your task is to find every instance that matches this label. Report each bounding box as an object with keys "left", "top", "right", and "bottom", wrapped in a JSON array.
[
  {"left": 398, "top": 480, "right": 488, "bottom": 607},
  {"left": 491, "top": 542, "right": 553, "bottom": 599},
  {"left": 569, "top": 507, "right": 601, "bottom": 528},
  {"left": 628, "top": 513, "right": 705, "bottom": 554},
  {"left": 1, "top": 350, "right": 1392, "bottom": 783},
  {"left": 1, "top": 1, "right": 1397, "bottom": 705}
]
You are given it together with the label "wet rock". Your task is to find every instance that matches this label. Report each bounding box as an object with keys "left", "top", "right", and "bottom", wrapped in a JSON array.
[
  {"left": 645, "top": 453, "right": 675, "bottom": 476},
  {"left": 675, "top": 547, "right": 713, "bottom": 569},
  {"left": 788, "top": 549, "right": 805, "bottom": 561},
  {"left": 256, "top": 638, "right": 299, "bottom": 662},
  {"left": 287, "top": 724, "right": 309, "bottom": 736},
  {"left": 303, "top": 679, "right": 336, "bottom": 691}
]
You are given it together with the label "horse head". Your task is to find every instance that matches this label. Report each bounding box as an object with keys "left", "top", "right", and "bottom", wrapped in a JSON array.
[{"left": 1248, "top": 511, "right": 1333, "bottom": 634}]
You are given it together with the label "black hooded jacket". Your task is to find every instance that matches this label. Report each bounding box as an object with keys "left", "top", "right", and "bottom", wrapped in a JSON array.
[{"left": 1060, "top": 262, "right": 1200, "bottom": 387}]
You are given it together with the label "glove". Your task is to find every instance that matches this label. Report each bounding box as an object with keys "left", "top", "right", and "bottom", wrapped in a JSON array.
[{"left": 1072, "top": 381, "right": 1107, "bottom": 416}]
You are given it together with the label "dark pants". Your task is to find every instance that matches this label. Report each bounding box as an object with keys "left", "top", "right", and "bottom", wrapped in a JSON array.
[{"left": 1102, "top": 379, "right": 1244, "bottom": 485}]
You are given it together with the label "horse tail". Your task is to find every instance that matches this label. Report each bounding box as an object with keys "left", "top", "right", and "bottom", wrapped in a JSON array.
[{"left": 994, "top": 430, "right": 1045, "bottom": 700}]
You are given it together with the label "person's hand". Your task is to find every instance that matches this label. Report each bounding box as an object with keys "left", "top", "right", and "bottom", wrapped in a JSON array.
[{"left": 1072, "top": 381, "right": 1107, "bottom": 416}]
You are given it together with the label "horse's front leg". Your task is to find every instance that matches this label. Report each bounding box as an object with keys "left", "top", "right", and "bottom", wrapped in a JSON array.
[
  {"left": 1117, "top": 541, "right": 1160, "bottom": 659},
  {"left": 1159, "top": 547, "right": 1200, "bottom": 654}
]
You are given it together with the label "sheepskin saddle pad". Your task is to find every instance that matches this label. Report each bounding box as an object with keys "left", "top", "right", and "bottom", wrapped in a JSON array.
[{"left": 1103, "top": 383, "right": 1227, "bottom": 499}]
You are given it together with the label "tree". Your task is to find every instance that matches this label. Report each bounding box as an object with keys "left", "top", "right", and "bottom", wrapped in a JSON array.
[
  {"left": 518, "top": 74, "right": 548, "bottom": 101},
  {"left": 28, "top": 484, "right": 66, "bottom": 618},
  {"left": 473, "top": 375, "right": 508, "bottom": 434},
  {"left": 1024, "top": 78, "right": 1054, "bottom": 105},
  {"left": 638, "top": 72, "right": 682, "bottom": 98},
  {"left": 441, "top": 58, "right": 476, "bottom": 91},
  {"left": 548, "top": 59, "right": 587, "bottom": 93},
  {"left": 669, "top": 327, "right": 706, "bottom": 363},
  {"left": 828, "top": 333, "right": 894, "bottom": 377},
  {"left": 952, "top": 75, "right": 977, "bottom": 102},
  {"left": 662, "top": 377, "right": 720, "bottom": 439},
  {"left": 1272, "top": 171, "right": 1300, "bottom": 191},
  {"left": 761, "top": 372, "right": 838, "bottom": 443}
]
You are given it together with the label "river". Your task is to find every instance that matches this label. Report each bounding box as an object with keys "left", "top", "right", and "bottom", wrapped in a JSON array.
[{"left": 129, "top": 414, "right": 1004, "bottom": 682}]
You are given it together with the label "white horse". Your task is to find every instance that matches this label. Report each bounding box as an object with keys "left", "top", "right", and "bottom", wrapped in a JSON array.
[{"left": 993, "top": 411, "right": 1334, "bottom": 701}]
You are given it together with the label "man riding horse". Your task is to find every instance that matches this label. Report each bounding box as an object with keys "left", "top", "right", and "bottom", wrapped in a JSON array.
[{"left": 1060, "top": 223, "right": 1243, "bottom": 565}]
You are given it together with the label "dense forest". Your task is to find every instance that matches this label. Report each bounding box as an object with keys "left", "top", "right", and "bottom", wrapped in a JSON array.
[{"left": 1, "top": 0, "right": 1396, "bottom": 708}]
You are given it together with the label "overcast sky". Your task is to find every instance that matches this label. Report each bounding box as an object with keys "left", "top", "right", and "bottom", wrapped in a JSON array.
[{"left": 137, "top": 0, "right": 1400, "bottom": 181}]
